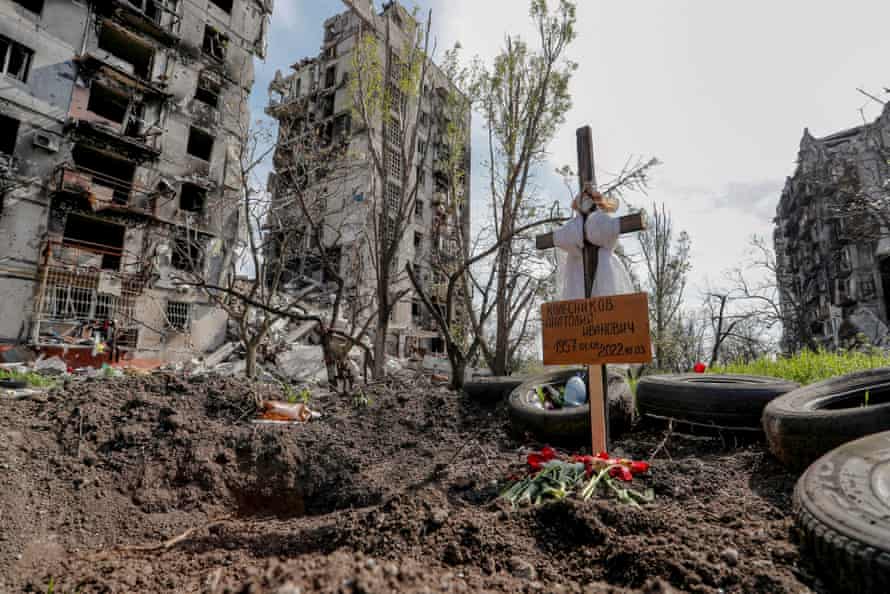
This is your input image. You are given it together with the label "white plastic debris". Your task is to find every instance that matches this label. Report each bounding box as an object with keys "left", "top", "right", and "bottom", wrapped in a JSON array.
[{"left": 34, "top": 357, "right": 68, "bottom": 376}]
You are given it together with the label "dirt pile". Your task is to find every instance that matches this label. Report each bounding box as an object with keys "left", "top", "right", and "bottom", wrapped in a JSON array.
[
  {"left": 1, "top": 374, "right": 305, "bottom": 589},
  {"left": 0, "top": 372, "right": 821, "bottom": 593}
]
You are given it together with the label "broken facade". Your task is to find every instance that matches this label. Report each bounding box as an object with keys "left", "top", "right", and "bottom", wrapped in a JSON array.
[
  {"left": 266, "top": 1, "right": 471, "bottom": 359},
  {"left": 774, "top": 103, "right": 890, "bottom": 350},
  {"left": 0, "top": 0, "right": 272, "bottom": 363}
]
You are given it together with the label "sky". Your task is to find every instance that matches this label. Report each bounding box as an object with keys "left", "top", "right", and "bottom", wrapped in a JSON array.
[{"left": 250, "top": 0, "right": 890, "bottom": 298}]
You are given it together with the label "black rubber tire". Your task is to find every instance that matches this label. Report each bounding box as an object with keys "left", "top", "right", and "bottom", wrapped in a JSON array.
[
  {"left": 463, "top": 376, "right": 526, "bottom": 403},
  {"left": 794, "top": 430, "right": 890, "bottom": 593},
  {"left": 763, "top": 368, "right": 890, "bottom": 471},
  {"left": 636, "top": 374, "right": 799, "bottom": 429},
  {"left": 508, "top": 368, "right": 634, "bottom": 445},
  {"left": 0, "top": 378, "right": 27, "bottom": 390}
]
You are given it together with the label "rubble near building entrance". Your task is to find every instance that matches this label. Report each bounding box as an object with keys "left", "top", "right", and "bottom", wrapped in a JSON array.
[{"left": 265, "top": 1, "right": 472, "bottom": 362}]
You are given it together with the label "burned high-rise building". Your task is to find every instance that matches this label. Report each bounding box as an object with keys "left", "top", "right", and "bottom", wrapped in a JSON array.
[
  {"left": 774, "top": 104, "right": 890, "bottom": 350},
  {"left": 0, "top": 0, "right": 272, "bottom": 363},
  {"left": 266, "top": 1, "right": 471, "bottom": 359}
]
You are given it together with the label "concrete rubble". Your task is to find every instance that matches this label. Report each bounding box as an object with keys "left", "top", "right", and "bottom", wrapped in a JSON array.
[
  {"left": 33, "top": 356, "right": 68, "bottom": 376},
  {"left": 1, "top": 304, "right": 462, "bottom": 400}
]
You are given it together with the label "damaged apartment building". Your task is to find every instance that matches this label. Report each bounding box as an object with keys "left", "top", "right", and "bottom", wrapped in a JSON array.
[
  {"left": 775, "top": 103, "right": 890, "bottom": 350},
  {"left": 0, "top": 0, "right": 272, "bottom": 364},
  {"left": 266, "top": 1, "right": 471, "bottom": 359}
]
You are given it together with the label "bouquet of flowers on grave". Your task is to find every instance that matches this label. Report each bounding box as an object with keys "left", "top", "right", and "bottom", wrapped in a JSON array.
[{"left": 501, "top": 447, "right": 654, "bottom": 507}]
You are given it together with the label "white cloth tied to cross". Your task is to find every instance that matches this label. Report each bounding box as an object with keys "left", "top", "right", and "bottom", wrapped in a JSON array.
[{"left": 552, "top": 211, "right": 634, "bottom": 300}]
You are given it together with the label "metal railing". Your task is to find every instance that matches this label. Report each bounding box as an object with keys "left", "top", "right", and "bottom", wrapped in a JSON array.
[
  {"left": 46, "top": 238, "right": 127, "bottom": 271},
  {"left": 31, "top": 240, "right": 146, "bottom": 348},
  {"left": 109, "top": 0, "right": 182, "bottom": 39},
  {"left": 51, "top": 164, "right": 155, "bottom": 215}
]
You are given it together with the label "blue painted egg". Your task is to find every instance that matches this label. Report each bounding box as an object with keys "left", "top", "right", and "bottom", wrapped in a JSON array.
[{"left": 564, "top": 376, "right": 587, "bottom": 407}]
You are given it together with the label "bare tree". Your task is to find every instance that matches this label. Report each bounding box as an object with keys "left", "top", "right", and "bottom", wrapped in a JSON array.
[
  {"left": 267, "top": 113, "right": 379, "bottom": 389},
  {"left": 349, "top": 4, "right": 437, "bottom": 379},
  {"left": 673, "top": 308, "right": 708, "bottom": 372},
  {"left": 705, "top": 236, "right": 795, "bottom": 363},
  {"left": 169, "top": 95, "right": 371, "bottom": 387},
  {"left": 716, "top": 315, "right": 774, "bottom": 364},
  {"left": 638, "top": 203, "right": 691, "bottom": 370}
]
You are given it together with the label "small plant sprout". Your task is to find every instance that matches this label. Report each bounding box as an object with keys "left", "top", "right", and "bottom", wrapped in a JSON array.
[
  {"left": 281, "top": 382, "right": 298, "bottom": 404},
  {"left": 0, "top": 369, "right": 58, "bottom": 389},
  {"left": 353, "top": 389, "right": 372, "bottom": 408},
  {"left": 281, "top": 383, "right": 312, "bottom": 406}
]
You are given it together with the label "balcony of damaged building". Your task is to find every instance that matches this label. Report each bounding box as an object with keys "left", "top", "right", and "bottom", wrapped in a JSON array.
[
  {"left": 28, "top": 214, "right": 145, "bottom": 369},
  {"left": 30, "top": 203, "right": 233, "bottom": 368},
  {"left": 91, "top": 0, "right": 183, "bottom": 49},
  {"left": 60, "top": 49, "right": 223, "bottom": 225},
  {"left": 58, "top": 62, "right": 165, "bottom": 216}
]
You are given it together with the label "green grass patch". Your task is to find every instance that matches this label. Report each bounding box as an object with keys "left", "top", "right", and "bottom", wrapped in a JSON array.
[
  {"left": 710, "top": 349, "right": 890, "bottom": 385},
  {"left": 0, "top": 368, "right": 58, "bottom": 389}
]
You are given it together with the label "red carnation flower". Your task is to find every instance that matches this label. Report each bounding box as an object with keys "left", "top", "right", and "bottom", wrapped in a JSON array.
[
  {"left": 609, "top": 465, "right": 634, "bottom": 482},
  {"left": 527, "top": 446, "right": 558, "bottom": 470},
  {"left": 630, "top": 461, "right": 650, "bottom": 475}
]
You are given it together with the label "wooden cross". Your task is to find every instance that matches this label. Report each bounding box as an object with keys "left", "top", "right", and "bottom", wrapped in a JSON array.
[{"left": 536, "top": 126, "right": 647, "bottom": 454}]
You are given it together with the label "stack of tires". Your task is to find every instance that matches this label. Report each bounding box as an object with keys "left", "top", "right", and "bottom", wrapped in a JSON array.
[
  {"left": 763, "top": 370, "right": 890, "bottom": 594},
  {"left": 636, "top": 369, "right": 890, "bottom": 594}
]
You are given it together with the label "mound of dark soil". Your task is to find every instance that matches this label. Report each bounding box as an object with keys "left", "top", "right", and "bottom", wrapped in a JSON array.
[{"left": 0, "top": 372, "right": 821, "bottom": 593}]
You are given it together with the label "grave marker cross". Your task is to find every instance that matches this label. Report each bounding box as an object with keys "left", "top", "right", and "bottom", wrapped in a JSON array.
[{"left": 536, "top": 126, "right": 648, "bottom": 454}]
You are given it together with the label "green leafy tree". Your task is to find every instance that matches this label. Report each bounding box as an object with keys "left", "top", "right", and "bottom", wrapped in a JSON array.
[{"left": 471, "top": 0, "right": 578, "bottom": 375}]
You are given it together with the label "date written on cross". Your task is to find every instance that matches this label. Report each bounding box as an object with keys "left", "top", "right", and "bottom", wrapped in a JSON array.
[
  {"left": 541, "top": 293, "right": 652, "bottom": 366},
  {"left": 552, "top": 340, "right": 649, "bottom": 357}
]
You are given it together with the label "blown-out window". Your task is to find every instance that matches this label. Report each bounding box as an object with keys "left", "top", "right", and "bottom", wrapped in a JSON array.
[
  {"left": 170, "top": 233, "right": 204, "bottom": 273},
  {"left": 187, "top": 126, "right": 213, "bottom": 161},
  {"left": 0, "top": 35, "right": 33, "bottom": 83},
  {"left": 194, "top": 72, "right": 221, "bottom": 107},
  {"left": 0, "top": 114, "right": 20, "bottom": 155},
  {"left": 87, "top": 83, "right": 129, "bottom": 124},
  {"left": 179, "top": 183, "right": 206, "bottom": 213},
  {"left": 97, "top": 24, "right": 153, "bottom": 80},
  {"left": 202, "top": 25, "right": 228, "bottom": 61},
  {"left": 209, "top": 0, "right": 233, "bottom": 13}
]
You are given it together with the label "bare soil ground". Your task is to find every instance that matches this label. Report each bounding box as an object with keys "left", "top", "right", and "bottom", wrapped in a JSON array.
[{"left": 0, "top": 372, "right": 824, "bottom": 593}]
